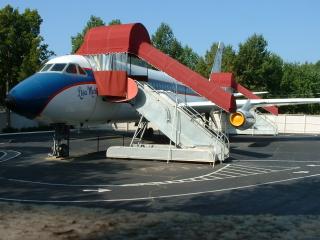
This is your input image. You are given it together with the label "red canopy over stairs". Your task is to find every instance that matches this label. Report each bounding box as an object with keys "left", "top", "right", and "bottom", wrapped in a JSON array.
[{"left": 77, "top": 23, "right": 277, "bottom": 115}]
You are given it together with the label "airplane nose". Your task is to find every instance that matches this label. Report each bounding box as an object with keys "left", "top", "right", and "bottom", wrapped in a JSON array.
[
  {"left": 5, "top": 75, "right": 46, "bottom": 120},
  {"left": 5, "top": 72, "right": 67, "bottom": 120},
  {"left": 4, "top": 92, "right": 38, "bottom": 119}
]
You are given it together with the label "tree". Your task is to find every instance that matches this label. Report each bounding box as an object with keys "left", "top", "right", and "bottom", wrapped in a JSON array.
[
  {"left": 233, "top": 34, "right": 283, "bottom": 94},
  {"left": 260, "top": 53, "right": 283, "bottom": 95},
  {"left": 234, "top": 34, "right": 269, "bottom": 90},
  {"left": 279, "top": 63, "right": 320, "bottom": 113},
  {"left": 108, "top": 19, "right": 121, "bottom": 25},
  {"left": 152, "top": 23, "right": 183, "bottom": 59},
  {"left": 0, "top": 5, "right": 54, "bottom": 127},
  {"left": 71, "top": 15, "right": 105, "bottom": 53},
  {"left": 314, "top": 60, "right": 320, "bottom": 72},
  {"left": 179, "top": 45, "right": 200, "bottom": 71},
  {"left": 152, "top": 22, "right": 199, "bottom": 70},
  {"left": 0, "top": 5, "right": 53, "bottom": 102},
  {"left": 71, "top": 17, "right": 123, "bottom": 53}
]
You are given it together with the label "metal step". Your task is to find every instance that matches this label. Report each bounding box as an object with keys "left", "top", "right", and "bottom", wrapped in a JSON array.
[{"left": 128, "top": 82, "right": 229, "bottom": 161}]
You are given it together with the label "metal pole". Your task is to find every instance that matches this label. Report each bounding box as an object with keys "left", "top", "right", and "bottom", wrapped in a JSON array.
[
  {"left": 67, "top": 126, "right": 70, "bottom": 157},
  {"left": 5, "top": 80, "right": 11, "bottom": 129},
  {"left": 97, "top": 135, "right": 100, "bottom": 152},
  {"left": 175, "top": 82, "right": 178, "bottom": 147}
]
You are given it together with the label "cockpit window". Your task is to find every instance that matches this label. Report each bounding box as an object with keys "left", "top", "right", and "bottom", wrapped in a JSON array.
[
  {"left": 66, "top": 64, "right": 77, "bottom": 74},
  {"left": 50, "top": 63, "right": 67, "bottom": 72},
  {"left": 78, "top": 66, "right": 86, "bottom": 75},
  {"left": 40, "top": 64, "right": 53, "bottom": 72},
  {"left": 39, "top": 62, "right": 87, "bottom": 76}
]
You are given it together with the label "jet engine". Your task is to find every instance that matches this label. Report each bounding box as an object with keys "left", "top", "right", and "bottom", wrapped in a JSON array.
[{"left": 229, "top": 109, "right": 256, "bottom": 130}]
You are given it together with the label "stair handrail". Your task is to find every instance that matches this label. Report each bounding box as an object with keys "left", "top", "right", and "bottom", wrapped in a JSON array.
[{"left": 135, "top": 81, "right": 230, "bottom": 153}]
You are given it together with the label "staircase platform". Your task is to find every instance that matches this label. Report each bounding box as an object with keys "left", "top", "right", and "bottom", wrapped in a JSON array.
[
  {"left": 107, "top": 144, "right": 217, "bottom": 164},
  {"left": 127, "top": 82, "right": 229, "bottom": 161}
]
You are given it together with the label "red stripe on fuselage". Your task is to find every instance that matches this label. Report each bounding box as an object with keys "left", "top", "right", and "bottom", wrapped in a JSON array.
[{"left": 38, "top": 82, "right": 96, "bottom": 116}]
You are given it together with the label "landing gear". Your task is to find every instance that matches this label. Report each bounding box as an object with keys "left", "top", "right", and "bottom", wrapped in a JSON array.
[
  {"left": 133, "top": 117, "right": 154, "bottom": 140},
  {"left": 145, "top": 127, "right": 154, "bottom": 138},
  {"left": 49, "top": 124, "right": 70, "bottom": 158},
  {"left": 204, "top": 113, "right": 210, "bottom": 129}
]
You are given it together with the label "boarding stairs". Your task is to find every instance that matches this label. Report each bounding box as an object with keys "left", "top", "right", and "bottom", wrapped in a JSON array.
[{"left": 107, "top": 82, "right": 229, "bottom": 164}]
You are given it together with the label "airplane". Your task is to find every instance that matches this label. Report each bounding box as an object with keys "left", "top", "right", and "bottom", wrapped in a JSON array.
[
  {"left": 4, "top": 47, "right": 320, "bottom": 157},
  {"left": 232, "top": 91, "right": 268, "bottom": 97}
]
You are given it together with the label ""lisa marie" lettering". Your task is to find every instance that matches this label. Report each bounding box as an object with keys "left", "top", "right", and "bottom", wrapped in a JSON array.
[{"left": 77, "top": 86, "right": 97, "bottom": 100}]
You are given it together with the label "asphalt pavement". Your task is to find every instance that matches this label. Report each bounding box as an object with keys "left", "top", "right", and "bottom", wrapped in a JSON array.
[{"left": 1, "top": 130, "right": 320, "bottom": 215}]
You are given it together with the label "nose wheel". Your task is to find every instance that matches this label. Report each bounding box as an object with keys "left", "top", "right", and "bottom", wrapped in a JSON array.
[{"left": 49, "top": 124, "right": 70, "bottom": 158}]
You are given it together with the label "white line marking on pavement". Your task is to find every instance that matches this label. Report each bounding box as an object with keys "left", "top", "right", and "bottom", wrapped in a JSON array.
[
  {"left": 219, "top": 170, "right": 246, "bottom": 176},
  {"left": 0, "top": 151, "right": 8, "bottom": 160},
  {"left": 225, "top": 168, "right": 260, "bottom": 175},
  {"left": 227, "top": 166, "right": 268, "bottom": 174},
  {"left": 1, "top": 173, "right": 320, "bottom": 203},
  {"left": 83, "top": 188, "right": 111, "bottom": 193},
  {"left": 0, "top": 150, "right": 21, "bottom": 163},
  {"left": 238, "top": 160, "right": 320, "bottom": 163},
  {"left": 231, "top": 165, "right": 273, "bottom": 172},
  {"left": 293, "top": 171, "right": 310, "bottom": 174},
  {"left": 211, "top": 172, "right": 236, "bottom": 178},
  {"left": 3, "top": 163, "right": 298, "bottom": 187},
  {"left": 212, "top": 164, "right": 230, "bottom": 173}
]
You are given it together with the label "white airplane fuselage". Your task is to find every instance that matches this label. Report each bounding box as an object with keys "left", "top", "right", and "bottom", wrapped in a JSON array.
[
  {"left": 5, "top": 54, "right": 320, "bottom": 129},
  {"left": 6, "top": 55, "right": 203, "bottom": 125}
]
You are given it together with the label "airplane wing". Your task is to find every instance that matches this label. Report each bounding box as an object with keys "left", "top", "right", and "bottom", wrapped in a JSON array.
[
  {"left": 237, "top": 98, "right": 320, "bottom": 108},
  {"left": 180, "top": 98, "right": 320, "bottom": 113},
  {"left": 233, "top": 91, "right": 268, "bottom": 97}
]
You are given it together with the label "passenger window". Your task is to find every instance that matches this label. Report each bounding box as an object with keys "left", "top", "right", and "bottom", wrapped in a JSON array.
[
  {"left": 50, "top": 63, "right": 66, "bottom": 72},
  {"left": 40, "top": 64, "right": 53, "bottom": 72},
  {"left": 77, "top": 66, "right": 86, "bottom": 75},
  {"left": 66, "top": 64, "right": 78, "bottom": 74}
]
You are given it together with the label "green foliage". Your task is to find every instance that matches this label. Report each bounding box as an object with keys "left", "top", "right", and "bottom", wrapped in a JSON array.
[
  {"left": 195, "top": 43, "right": 236, "bottom": 78},
  {"left": 70, "top": 19, "right": 320, "bottom": 114},
  {"left": 152, "top": 23, "right": 182, "bottom": 59},
  {"left": 180, "top": 45, "right": 200, "bottom": 71},
  {"left": 192, "top": 33, "right": 320, "bottom": 114},
  {"left": 71, "top": 17, "right": 123, "bottom": 53},
  {"left": 234, "top": 34, "right": 282, "bottom": 92},
  {"left": 260, "top": 53, "right": 283, "bottom": 95},
  {"left": 314, "top": 60, "right": 320, "bottom": 72},
  {"left": 108, "top": 19, "right": 121, "bottom": 25},
  {"left": 151, "top": 23, "right": 199, "bottom": 70},
  {"left": 0, "top": 4, "right": 54, "bottom": 103},
  {"left": 279, "top": 63, "right": 320, "bottom": 113},
  {"left": 71, "top": 15, "right": 105, "bottom": 53}
]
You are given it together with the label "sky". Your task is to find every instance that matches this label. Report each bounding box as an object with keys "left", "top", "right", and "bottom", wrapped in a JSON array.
[{"left": 1, "top": 0, "right": 320, "bottom": 63}]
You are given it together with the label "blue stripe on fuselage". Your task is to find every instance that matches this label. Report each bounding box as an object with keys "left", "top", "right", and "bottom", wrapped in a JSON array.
[
  {"left": 8, "top": 71, "right": 95, "bottom": 119},
  {"left": 148, "top": 79, "right": 197, "bottom": 96}
]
